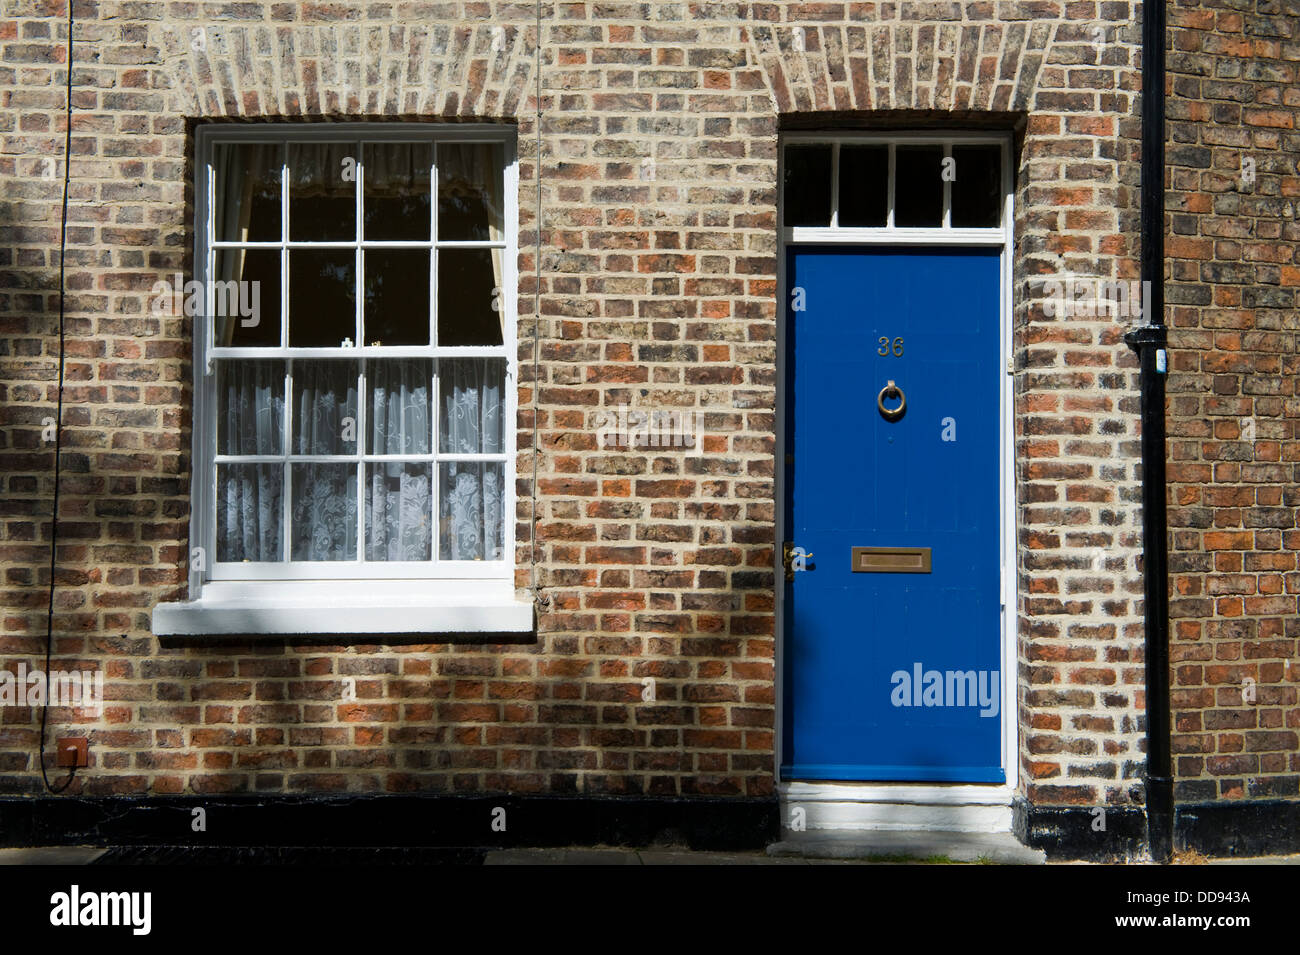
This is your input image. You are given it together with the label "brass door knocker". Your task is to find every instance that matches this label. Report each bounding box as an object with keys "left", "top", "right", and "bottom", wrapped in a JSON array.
[{"left": 877, "top": 380, "right": 906, "bottom": 422}]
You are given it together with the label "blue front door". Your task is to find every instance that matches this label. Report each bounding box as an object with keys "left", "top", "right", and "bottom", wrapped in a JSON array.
[{"left": 782, "top": 246, "right": 1004, "bottom": 783}]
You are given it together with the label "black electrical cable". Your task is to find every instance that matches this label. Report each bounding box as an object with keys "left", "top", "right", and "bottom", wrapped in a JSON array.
[
  {"left": 38, "top": 0, "right": 77, "bottom": 794},
  {"left": 530, "top": 0, "right": 547, "bottom": 613}
]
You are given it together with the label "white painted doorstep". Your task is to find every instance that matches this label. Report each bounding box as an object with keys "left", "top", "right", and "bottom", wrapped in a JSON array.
[{"left": 781, "top": 782, "right": 1014, "bottom": 834}]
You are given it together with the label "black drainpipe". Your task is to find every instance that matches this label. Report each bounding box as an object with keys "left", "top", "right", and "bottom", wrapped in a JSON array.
[{"left": 1125, "top": 0, "right": 1173, "bottom": 864}]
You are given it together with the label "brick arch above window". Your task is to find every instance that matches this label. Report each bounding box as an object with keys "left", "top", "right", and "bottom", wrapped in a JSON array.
[{"left": 159, "top": 17, "right": 540, "bottom": 120}]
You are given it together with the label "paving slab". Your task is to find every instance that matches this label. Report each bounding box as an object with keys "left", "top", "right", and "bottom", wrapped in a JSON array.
[
  {"left": 767, "top": 829, "right": 1047, "bottom": 864},
  {"left": 636, "top": 850, "right": 813, "bottom": 865},
  {"left": 0, "top": 847, "right": 105, "bottom": 865},
  {"left": 484, "top": 847, "right": 869, "bottom": 864},
  {"left": 1208, "top": 855, "right": 1300, "bottom": 865},
  {"left": 484, "top": 848, "right": 645, "bottom": 865}
]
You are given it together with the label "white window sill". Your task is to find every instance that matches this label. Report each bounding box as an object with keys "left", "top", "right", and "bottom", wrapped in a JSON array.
[{"left": 152, "top": 580, "right": 534, "bottom": 636}]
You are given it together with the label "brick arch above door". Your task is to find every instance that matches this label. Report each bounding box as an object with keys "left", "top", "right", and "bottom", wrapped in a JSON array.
[{"left": 743, "top": 10, "right": 1132, "bottom": 116}]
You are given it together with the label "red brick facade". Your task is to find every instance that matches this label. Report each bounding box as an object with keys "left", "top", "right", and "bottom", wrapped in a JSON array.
[
  {"left": 1165, "top": 0, "right": 1300, "bottom": 803},
  {"left": 0, "top": 0, "right": 1282, "bottom": 838}
]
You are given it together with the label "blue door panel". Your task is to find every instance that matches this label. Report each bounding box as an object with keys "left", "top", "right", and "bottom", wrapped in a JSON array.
[{"left": 782, "top": 246, "right": 1004, "bottom": 784}]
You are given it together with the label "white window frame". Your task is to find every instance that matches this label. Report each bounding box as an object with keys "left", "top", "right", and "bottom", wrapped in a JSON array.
[
  {"left": 153, "top": 123, "right": 530, "bottom": 636},
  {"left": 781, "top": 131, "right": 1007, "bottom": 245}
]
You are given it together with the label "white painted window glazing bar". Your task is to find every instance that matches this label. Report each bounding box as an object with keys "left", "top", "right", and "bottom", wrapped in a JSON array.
[
  {"left": 942, "top": 142, "right": 952, "bottom": 228},
  {"left": 279, "top": 143, "right": 292, "bottom": 561},
  {"left": 280, "top": 360, "right": 291, "bottom": 561},
  {"left": 354, "top": 137, "right": 365, "bottom": 561},
  {"left": 215, "top": 454, "right": 508, "bottom": 464},
  {"left": 209, "top": 347, "right": 507, "bottom": 358},
  {"left": 829, "top": 141, "right": 840, "bottom": 228},
  {"left": 783, "top": 227, "right": 1004, "bottom": 245},
  {"left": 355, "top": 359, "right": 366, "bottom": 566},
  {"left": 209, "top": 241, "right": 505, "bottom": 249},
  {"left": 887, "top": 142, "right": 895, "bottom": 229},
  {"left": 431, "top": 140, "right": 441, "bottom": 349},
  {"left": 431, "top": 142, "right": 441, "bottom": 561}
]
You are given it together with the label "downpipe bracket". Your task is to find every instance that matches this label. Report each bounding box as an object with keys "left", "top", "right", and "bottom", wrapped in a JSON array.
[{"left": 1123, "top": 323, "right": 1167, "bottom": 351}]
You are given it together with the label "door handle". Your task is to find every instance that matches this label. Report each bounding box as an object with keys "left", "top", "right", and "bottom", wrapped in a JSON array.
[
  {"left": 782, "top": 542, "right": 813, "bottom": 582},
  {"left": 877, "top": 379, "right": 906, "bottom": 422}
]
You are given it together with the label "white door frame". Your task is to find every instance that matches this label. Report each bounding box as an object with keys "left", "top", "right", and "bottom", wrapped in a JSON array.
[{"left": 774, "top": 131, "right": 1017, "bottom": 831}]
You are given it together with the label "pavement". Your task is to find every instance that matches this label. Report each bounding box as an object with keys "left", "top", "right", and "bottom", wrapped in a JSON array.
[
  {"left": 485, "top": 848, "right": 857, "bottom": 864},
  {"left": 767, "top": 828, "right": 1046, "bottom": 863},
  {"left": 0, "top": 847, "right": 106, "bottom": 865},
  {"left": 486, "top": 831, "right": 1043, "bottom": 863},
  {"left": 1, "top": 835, "right": 1298, "bottom": 865}
]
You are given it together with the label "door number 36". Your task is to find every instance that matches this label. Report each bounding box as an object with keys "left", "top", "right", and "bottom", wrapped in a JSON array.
[{"left": 878, "top": 336, "right": 904, "bottom": 357}]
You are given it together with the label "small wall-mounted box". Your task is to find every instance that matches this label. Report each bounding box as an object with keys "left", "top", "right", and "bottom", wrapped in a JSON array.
[{"left": 55, "top": 737, "right": 89, "bottom": 768}]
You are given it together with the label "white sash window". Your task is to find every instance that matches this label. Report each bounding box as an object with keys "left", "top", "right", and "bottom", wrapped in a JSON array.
[{"left": 155, "top": 125, "right": 526, "bottom": 635}]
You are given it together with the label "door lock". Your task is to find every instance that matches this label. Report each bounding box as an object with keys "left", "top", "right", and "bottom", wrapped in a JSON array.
[{"left": 782, "top": 542, "right": 813, "bottom": 582}]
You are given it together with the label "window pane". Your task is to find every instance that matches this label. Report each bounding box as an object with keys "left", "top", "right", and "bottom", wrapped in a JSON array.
[
  {"left": 439, "top": 462, "right": 503, "bottom": 560},
  {"left": 291, "top": 463, "right": 357, "bottom": 560},
  {"left": 368, "top": 359, "right": 432, "bottom": 455},
  {"left": 212, "top": 248, "right": 280, "bottom": 347},
  {"left": 950, "top": 144, "right": 1002, "bottom": 228},
  {"left": 364, "top": 142, "right": 432, "bottom": 240},
  {"left": 439, "top": 358, "right": 505, "bottom": 454},
  {"left": 366, "top": 462, "right": 432, "bottom": 561},
  {"left": 437, "top": 249, "right": 503, "bottom": 345},
  {"left": 205, "top": 131, "right": 515, "bottom": 575},
  {"left": 217, "top": 360, "right": 284, "bottom": 455},
  {"left": 216, "top": 463, "right": 282, "bottom": 562},
  {"left": 364, "top": 249, "right": 430, "bottom": 346},
  {"left": 289, "top": 142, "right": 356, "bottom": 241},
  {"left": 213, "top": 142, "right": 281, "bottom": 242},
  {"left": 289, "top": 250, "right": 355, "bottom": 347},
  {"left": 438, "top": 143, "right": 504, "bottom": 240},
  {"left": 783, "top": 144, "right": 832, "bottom": 227},
  {"left": 292, "top": 361, "right": 358, "bottom": 455},
  {"left": 838, "top": 145, "right": 888, "bottom": 227},
  {"left": 894, "top": 145, "right": 944, "bottom": 227}
]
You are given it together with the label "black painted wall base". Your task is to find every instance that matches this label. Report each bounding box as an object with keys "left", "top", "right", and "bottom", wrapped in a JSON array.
[
  {"left": 1177, "top": 800, "right": 1300, "bottom": 859},
  {"left": 0, "top": 794, "right": 779, "bottom": 852},
  {"left": 5, "top": 793, "right": 1297, "bottom": 860},
  {"left": 1014, "top": 799, "right": 1149, "bottom": 862},
  {"left": 1016, "top": 797, "right": 1300, "bottom": 861}
]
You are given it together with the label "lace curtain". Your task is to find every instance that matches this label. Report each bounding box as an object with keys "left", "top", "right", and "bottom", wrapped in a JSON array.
[
  {"left": 440, "top": 360, "right": 503, "bottom": 561},
  {"left": 215, "top": 361, "right": 283, "bottom": 562},
  {"left": 215, "top": 359, "right": 502, "bottom": 563},
  {"left": 366, "top": 360, "right": 431, "bottom": 562}
]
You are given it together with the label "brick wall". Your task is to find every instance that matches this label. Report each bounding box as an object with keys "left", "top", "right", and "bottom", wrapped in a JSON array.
[
  {"left": 1165, "top": 0, "right": 1300, "bottom": 802},
  {"left": 0, "top": 1, "right": 1146, "bottom": 806}
]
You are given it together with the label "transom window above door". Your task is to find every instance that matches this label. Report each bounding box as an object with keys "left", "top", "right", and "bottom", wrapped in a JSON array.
[
  {"left": 192, "top": 125, "right": 516, "bottom": 583},
  {"left": 782, "top": 135, "right": 1008, "bottom": 237}
]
